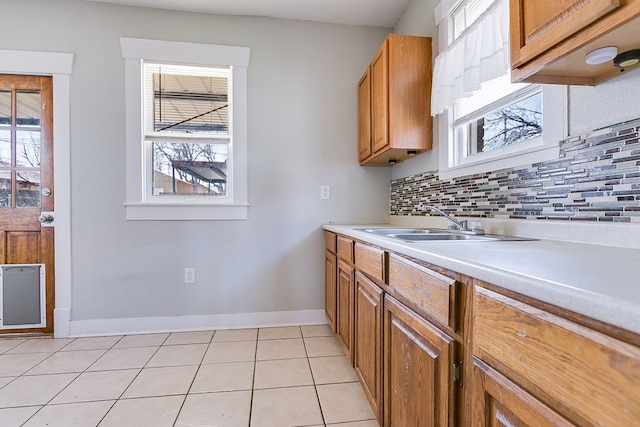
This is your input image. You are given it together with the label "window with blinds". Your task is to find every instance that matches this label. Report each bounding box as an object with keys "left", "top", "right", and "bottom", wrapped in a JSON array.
[
  {"left": 452, "top": 0, "right": 495, "bottom": 39},
  {"left": 143, "top": 63, "right": 231, "bottom": 198}
]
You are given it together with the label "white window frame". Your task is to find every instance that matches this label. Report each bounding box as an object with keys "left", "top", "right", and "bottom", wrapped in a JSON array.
[
  {"left": 434, "top": 0, "right": 567, "bottom": 180},
  {"left": 120, "top": 38, "right": 250, "bottom": 220}
]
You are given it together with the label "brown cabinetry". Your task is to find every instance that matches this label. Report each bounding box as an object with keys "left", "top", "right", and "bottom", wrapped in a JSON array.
[
  {"left": 335, "top": 236, "right": 355, "bottom": 363},
  {"left": 358, "top": 34, "right": 432, "bottom": 165},
  {"left": 471, "top": 285, "right": 640, "bottom": 426},
  {"left": 384, "top": 294, "right": 456, "bottom": 426},
  {"left": 324, "top": 232, "right": 337, "bottom": 333},
  {"left": 510, "top": 0, "right": 640, "bottom": 85},
  {"left": 354, "top": 270, "right": 383, "bottom": 423},
  {"left": 325, "top": 230, "right": 640, "bottom": 426},
  {"left": 470, "top": 357, "right": 574, "bottom": 427}
]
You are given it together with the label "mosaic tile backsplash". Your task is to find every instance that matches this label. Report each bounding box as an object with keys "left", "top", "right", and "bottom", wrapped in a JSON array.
[{"left": 390, "top": 118, "right": 640, "bottom": 223}]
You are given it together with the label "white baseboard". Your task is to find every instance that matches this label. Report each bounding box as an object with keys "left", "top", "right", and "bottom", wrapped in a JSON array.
[
  {"left": 64, "top": 309, "right": 327, "bottom": 338},
  {"left": 54, "top": 308, "right": 71, "bottom": 338}
]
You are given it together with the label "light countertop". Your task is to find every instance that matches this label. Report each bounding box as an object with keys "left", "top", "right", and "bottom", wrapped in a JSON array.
[{"left": 323, "top": 223, "right": 640, "bottom": 335}]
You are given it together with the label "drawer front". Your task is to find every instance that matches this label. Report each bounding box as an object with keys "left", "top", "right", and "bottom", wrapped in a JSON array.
[
  {"left": 325, "top": 231, "right": 337, "bottom": 254},
  {"left": 337, "top": 236, "right": 354, "bottom": 263},
  {"left": 474, "top": 286, "right": 640, "bottom": 426},
  {"left": 388, "top": 253, "right": 455, "bottom": 329},
  {"left": 354, "top": 242, "right": 385, "bottom": 283}
]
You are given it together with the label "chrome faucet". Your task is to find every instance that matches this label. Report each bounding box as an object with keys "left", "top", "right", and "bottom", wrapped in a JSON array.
[{"left": 421, "top": 205, "right": 484, "bottom": 235}]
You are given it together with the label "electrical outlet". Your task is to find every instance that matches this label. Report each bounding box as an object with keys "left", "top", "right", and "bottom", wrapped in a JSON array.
[
  {"left": 320, "top": 185, "right": 330, "bottom": 200},
  {"left": 184, "top": 268, "right": 196, "bottom": 284}
]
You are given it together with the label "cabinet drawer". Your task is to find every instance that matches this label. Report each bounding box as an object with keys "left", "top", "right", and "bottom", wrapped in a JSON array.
[
  {"left": 337, "top": 236, "right": 354, "bottom": 263},
  {"left": 354, "top": 242, "right": 385, "bottom": 283},
  {"left": 474, "top": 286, "right": 640, "bottom": 426},
  {"left": 388, "top": 253, "right": 456, "bottom": 329},
  {"left": 325, "top": 231, "right": 337, "bottom": 254}
]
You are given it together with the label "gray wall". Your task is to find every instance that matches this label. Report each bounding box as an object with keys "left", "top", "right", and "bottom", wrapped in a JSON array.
[
  {"left": 1, "top": 0, "right": 391, "bottom": 323},
  {"left": 392, "top": 0, "right": 640, "bottom": 180}
]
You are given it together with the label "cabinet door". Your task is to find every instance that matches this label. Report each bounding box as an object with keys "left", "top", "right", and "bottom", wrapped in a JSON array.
[
  {"left": 510, "top": 0, "right": 620, "bottom": 67},
  {"left": 474, "top": 286, "right": 640, "bottom": 426},
  {"left": 384, "top": 295, "right": 455, "bottom": 426},
  {"left": 470, "top": 357, "right": 575, "bottom": 427},
  {"left": 358, "top": 69, "right": 372, "bottom": 162},
  {"left": 325, "top": 250, "right": 337, "bottom": 333},
  {"left": 354, "top": 271, "right": 383, "bottom": 422},
  {"left": 336, "top": 259, "right": 355, "bottom": 364},
  {"left": 370, "top": 41, "right": 388, "bottom": 154}
]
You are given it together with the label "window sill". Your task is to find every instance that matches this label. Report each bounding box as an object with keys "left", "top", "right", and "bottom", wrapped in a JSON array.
[
  {"left": 439, "top": 143, "right": 559, "bottom": 180},
  {"left": 125, "top": 203, "right": 249, "bottom": 221}
]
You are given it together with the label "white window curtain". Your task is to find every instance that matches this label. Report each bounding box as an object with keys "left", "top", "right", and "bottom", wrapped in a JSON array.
[{"left": 431, "top": 0, "right": 510, "bottom": 116}]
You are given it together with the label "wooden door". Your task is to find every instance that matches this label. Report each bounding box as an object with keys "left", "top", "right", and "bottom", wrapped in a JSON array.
[
  {"left": 354, "top": 270, "right": 383, "bottom": 422},
  {"left": 370, "top": 41, "right": 388, "bottom": 154},
  {"left": 325, "top": 250, "right": 337, "bottom": 333},
  {"left": 358, "top": 68, "right": 371, "bottom": 162},
  {"left": 336, "top": 258, "right": 354, "bottom": 364},
  {"left": 383, "top": 294, "right": 455, "bottom": 427},
  {"left": 510, "top": 0, "right": 620, "bottom": 67},
  {"left": 0, "top": 74, "right": 54, "bottom": 334},
  {"left": 470, "top": 357, "right": 575, "bottom": 427}
]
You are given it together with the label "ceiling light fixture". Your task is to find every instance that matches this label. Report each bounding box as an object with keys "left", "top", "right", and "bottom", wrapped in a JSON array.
[
  {"left": 585, "top": 46, "right": 618, "bottom": 65},
  {"left": 614, "top": 49, "right": 640, "bottom": 68}
]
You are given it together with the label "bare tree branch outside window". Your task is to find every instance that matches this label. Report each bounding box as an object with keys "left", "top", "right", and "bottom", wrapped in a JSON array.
[{"left": 478, "top": 93, "right": 542, "bottom": 153}]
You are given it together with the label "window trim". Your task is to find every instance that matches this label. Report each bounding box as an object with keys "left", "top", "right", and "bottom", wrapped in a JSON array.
[
  {"left": 120, "top": 37, "right": 250, "bottom": 220},
  {"left": 434, "top": 0, "right": 567, "bottom": 180}
]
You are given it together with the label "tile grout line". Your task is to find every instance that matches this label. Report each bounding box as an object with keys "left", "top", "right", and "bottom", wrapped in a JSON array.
[
  {"left": 19, "top": 335, "right": 127, "bottom": 426},
  {"left": 171, "top": 330, "right": 217, "bottom": 427},
  {"left": 1, "top": 327, "right": 359, "bottom": 426},
  {"left": 247, "top": 327, "right": 262, "bottom": 427},
  {"left": 302, "top": 328, "right": 328, "bottom": 427}
]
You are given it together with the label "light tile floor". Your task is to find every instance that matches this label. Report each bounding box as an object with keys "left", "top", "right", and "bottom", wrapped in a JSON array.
[{"left": 0, "top": 325, "right": 379, "bottom": 427}]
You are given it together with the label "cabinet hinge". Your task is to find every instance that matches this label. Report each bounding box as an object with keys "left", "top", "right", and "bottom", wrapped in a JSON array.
[{"left": 453, "top": 360, "right": 463, "bottom": 387}]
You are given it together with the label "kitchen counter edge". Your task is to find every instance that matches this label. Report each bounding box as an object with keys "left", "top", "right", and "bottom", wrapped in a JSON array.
[{"left": 322, "top": 223, "right": 640, "bottom": 335}]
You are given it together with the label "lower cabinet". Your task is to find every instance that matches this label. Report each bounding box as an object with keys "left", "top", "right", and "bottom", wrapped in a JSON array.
[
  {"left": 336, "top": 258, "right": 355, "bottom": 363},
  {"left": 326, "top": 232, "right": 640, "bottom": 427},
  {"left": 471, "top": 285, "right": 640, "bottom": 426},
  {"left": 470, "top": 357, "right": 574, "bottom": 427},
  {"left": 383, "top": 294, "right": 456, "bottom": 426},
  {"left": 354, "top": 270, "right": 383, "bottom": 422},
  {"left": 324, "top": 250, "right": 337, "bottom": 333}
]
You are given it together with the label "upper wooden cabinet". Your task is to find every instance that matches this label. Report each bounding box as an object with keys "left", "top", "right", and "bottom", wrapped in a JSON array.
[
  {"left": 358, "top": 34, "right": 433, "bottom": 166},
  {"left": 510, "top": 0, "right": 640, "bottom": 85}
]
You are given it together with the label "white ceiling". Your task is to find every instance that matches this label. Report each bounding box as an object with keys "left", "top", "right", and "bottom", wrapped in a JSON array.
[{"left": 85, "top": 0, "right": 411, "bottom": 28}]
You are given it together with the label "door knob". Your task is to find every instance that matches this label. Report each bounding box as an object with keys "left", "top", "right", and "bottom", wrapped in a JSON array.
[{"left": 39, "top": 213, "right": 54, "bottom": 224}]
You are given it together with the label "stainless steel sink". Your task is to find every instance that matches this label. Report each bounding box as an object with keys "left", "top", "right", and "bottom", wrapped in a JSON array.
[
  {"left": 355, "top": 227, "right": 534, "bottom": 242},
  {"left": 357, "top": 228, "right": 434, "bottom": 235},
  {"left": 392, "top": 233, "right": 496, "bottom": 241}
]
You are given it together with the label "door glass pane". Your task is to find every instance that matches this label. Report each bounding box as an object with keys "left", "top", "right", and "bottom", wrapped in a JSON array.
[
  {"left": 16, "top": 130, "right": 41, "bottom": 167},
  {"left": 0, "top": 170, "right": 10, "bottom": 207},
  {"left": 152, "top": 142, "right": 228, "bottom": 196},
  {"left": 0, "top": 89, "right": 10, "bottom": 125},
  {"left": 16, "top": 170, "right": 40, "bottom": 207},
  {"left": 0, "top": 129, "right": 10, "bottom": 166},
  {"left": 16, "top": 90, "right": 40, "bottom": 127}
]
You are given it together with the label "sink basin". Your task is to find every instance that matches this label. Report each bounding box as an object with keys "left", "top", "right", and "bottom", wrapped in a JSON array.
[
  {"left": 357, "top": 228, "right": 434, "bottom": 235},
  {"left": 391, "top": 233, "right": 496, "bottom": 241},
  {"left": 355, "top": 227, "right": 534, "bottom": 242}
]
